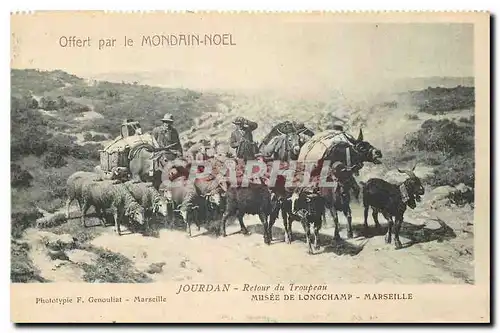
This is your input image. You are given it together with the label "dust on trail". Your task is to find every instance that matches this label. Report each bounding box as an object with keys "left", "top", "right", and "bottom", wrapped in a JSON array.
[{"left": 87, "top": 197, "right": 473, "bottom": 285}]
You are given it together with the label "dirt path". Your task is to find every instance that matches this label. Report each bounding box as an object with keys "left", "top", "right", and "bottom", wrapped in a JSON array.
[{"left": 85, "top": 199, "right": 473, "bottom": 285}]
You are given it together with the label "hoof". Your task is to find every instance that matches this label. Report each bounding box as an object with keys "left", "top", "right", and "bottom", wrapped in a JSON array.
[
  {"left": 394, "top": 240, "right": 402, "bottom": 249},
  {"left": 333, "top": 233, "right": 342, "bottom": 242},
  {"left": 241, "top": 228, "right": 250, "bottom": 235},
  {"left": 385, "top": 235, "right": 392, "bottom": 244},
  {"left": 315, "top": 244, "right": 321, "bottom": 251},
  {"left": 347, "top": 231, "right": 354, "bottom": 239}
]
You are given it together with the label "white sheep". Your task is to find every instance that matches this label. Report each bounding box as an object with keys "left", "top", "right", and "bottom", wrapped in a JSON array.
[
  {"left": 80, "top": 180, "right": 145, "bottom": 235},
  {"left": 65, "top": 171, "right": 101, "bottom": 221},
  {"left": 123, "top": 181, "right": 169, "bottom": 226}
]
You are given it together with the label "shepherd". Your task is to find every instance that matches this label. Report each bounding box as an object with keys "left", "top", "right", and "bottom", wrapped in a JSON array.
[
  {"left": 229, "top": 116, "right": 258, "bottom": 161},
  {"left": 152, "top": 113, "right": 183, "bottom": 156}
]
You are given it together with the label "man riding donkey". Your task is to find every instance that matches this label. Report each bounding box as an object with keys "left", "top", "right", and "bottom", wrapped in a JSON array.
[{"left": 229, "top": 116, "right": 259, "bottom": 161}]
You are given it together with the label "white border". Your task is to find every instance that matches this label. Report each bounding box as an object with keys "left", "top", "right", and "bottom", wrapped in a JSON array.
[{"left": 3, "top": 0, "right": 496, "bottom": 331}]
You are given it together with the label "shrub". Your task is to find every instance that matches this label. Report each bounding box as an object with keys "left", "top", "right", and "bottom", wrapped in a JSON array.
[
  {"left": 425, "top": 156, "right": 475, "bottom": 188},
  {"left": 92, "top": 134, "right": 107, "bottom": 141},
  {"left": 11, "top": 96, "right": 52, "bottom": 159},
  {"left": 83, "top": 132, "right": 93, "bottom": 142},
  {"left": 72, "top": 143, "right": 102, "bottom": 161},
  {"left": 446, "top": 189, "right": 474, "bottom": 206},
  {"left": 28, "top": 98, "right": 39, "bottom": 109},
  {"left": 42, "top": 170, "right": 68, "bottom": 199},
  {"left": 406, "top": 114, "right": 419, "bottom": 120},
  {"left": 60, "top": 101, "right": 91, "bottom": 114},
  {"left": 42, "top": 152, "right": 68, "bottom": 168},
  {"left": 403, "top": 119, "right": 474, "bottom": 155},
  {"left": 46, "top": 134, "right": 77, "bottom": 156},
  {"left": 11, "top": 208, "right": 42, "bottom": 239},
  {"left": 80, "top": 246, "right": 152, "bottom": 283},
  {"left": 409, "top": 86, "right": 475, "bottom": 114},
  {"left": 11, "top": 240, "right": 46, "bottom": 282},
  {"left": 399, "top": 118, "right": 474, "bottom": 190},
  {"left": 11, "top": 163, "right": 33, "bottom": 188}
]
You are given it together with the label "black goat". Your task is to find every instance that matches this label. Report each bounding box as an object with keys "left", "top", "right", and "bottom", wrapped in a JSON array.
[
  {"left": 360, "top": 165, "right": 425, "bottom": 249},
  {"left": 275, "top": 189, "right": 325, "bottom": 254},
  {"left": 218, "top": 184, "right": 274, "bottom": 245}
]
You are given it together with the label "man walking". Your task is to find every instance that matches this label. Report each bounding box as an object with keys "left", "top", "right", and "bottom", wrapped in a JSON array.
[{"left": 229, "top": 116, "right": 258, "bottom": 160}]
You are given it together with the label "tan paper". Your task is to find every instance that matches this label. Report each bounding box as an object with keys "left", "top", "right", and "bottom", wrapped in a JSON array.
[{"left": 10, "top": 11, "right": 490, "bottom": 323}]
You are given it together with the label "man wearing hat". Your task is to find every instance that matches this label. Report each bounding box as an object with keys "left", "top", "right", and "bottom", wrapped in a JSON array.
[
  {"left": 152, "top": 113, "right": 183, "bottom": 155},
  {"left": 331, "top": 120, "right": 357, "bottom": 144},
  {"left": 229, "top": 116, "right": 258, "bottom": 159},
  {"left": 121, "top": 118, "right": 143, "bottom": 137}
]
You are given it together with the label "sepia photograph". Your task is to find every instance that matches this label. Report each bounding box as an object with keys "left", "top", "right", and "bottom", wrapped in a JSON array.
[{"left": 10, "top": 11, "right": 490, "bottom": 323}]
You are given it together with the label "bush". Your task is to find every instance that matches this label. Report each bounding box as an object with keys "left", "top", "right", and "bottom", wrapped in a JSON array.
[
  {"left": 45, "top": 134, "right": 77, "bottom": 156},
  {"left": 403, "top": 119, "right": 474, "bottom": 155},
  {"left": 80, "top": 246, "right": 152, "bottom": 283},
  {"left": 72, "top": 143, "right": 102, "bottom": 161},
  {"left": 11, "top": 240, "right": 46, "bottom": 282},
  {"left": 11, "top": 163, "right": 34, "bottom": 188},
  {"left": 41, "top": 170, "right": 68, "bottom": 199},
  {"left": 409, "top": 86, "right": 475, "bottom": 114},
  {"left": 406, "top": 114, "right": 419, "bottom": 120},
  {"left": 400, "top": 118, "right": 474, "bottom": 190},
  {"left": 83, "top": 132, "right": 93, "bottom": 141},
  {"left": 43, "top": 152, "right": 68, "bottom": 168},
  {"left": 60, "top": 101, "right": 91, "bottom": 114},
  {"left": 446, "top": 189, "right": 474, "bottom": 206},
  {"left": 92, "top": 134, "right": 107, "bottom": 141},
  {"left": 11, "top": 96, "right": 52, "bottom": 159},
  {"left": 11, "top": 208, "right": 42, "bottom": 239}
]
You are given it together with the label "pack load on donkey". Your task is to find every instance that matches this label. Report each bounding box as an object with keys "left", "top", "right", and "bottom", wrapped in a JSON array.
[
  {"left": 98, "top": 119, "right": 159, "bottom": 178},
  {"left": 258, "top": 121, "right": 297, "bottom": 151},
  {"left": 297, "top": 127, "right": 363, "bottom": 173}
]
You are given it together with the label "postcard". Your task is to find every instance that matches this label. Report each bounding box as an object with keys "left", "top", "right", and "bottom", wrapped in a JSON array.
[{"left": 10, "top": 11, "right": 490, "bottom": 323}]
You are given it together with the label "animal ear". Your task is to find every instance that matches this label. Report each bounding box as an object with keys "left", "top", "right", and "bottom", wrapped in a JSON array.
[
  {"left": 357, "top": 128, "right": 364, "bottom": 141},
  {"left": 411, "top": 163, "right": 417, "bottom": 171}
]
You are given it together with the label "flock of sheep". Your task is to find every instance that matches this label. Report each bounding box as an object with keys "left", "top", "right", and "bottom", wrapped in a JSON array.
[{"left": 65, "top": 171, "right": 169, "bottom": 236}]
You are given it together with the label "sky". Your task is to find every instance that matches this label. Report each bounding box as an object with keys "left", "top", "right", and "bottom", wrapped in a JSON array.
[{"left": 11, "top": 12, "right": 475, "bottom": 95}]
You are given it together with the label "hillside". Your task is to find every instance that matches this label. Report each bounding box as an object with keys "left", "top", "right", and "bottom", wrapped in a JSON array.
[{"left": 11, "top": 69, "right": 475, "bottom": 285}]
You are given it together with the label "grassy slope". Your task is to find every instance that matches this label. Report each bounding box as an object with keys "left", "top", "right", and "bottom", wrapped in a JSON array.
[{"left": 11, "top": 69, "right": 224, "bottom": 282}]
